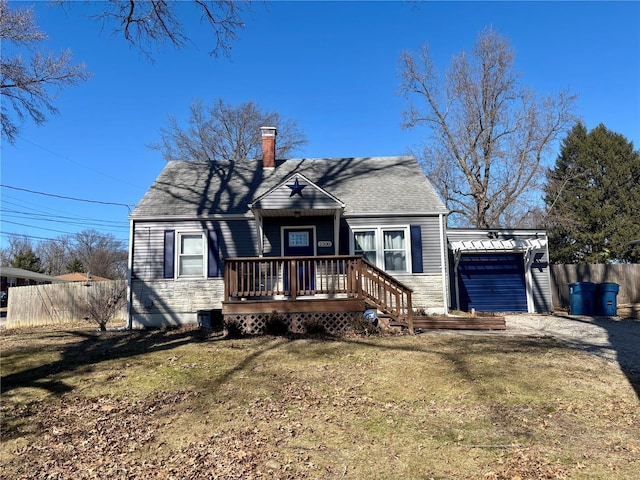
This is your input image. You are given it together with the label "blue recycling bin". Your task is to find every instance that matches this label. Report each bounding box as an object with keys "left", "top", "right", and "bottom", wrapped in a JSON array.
[
  {"left": 596, "top": 283, "right": 619, "bottom": 316},
  {"left": 568, "top": 282, "right": 596, "bottom": 315}
]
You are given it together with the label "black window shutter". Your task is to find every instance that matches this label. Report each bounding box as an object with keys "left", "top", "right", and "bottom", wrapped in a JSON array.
[
  {"left": 163, "top": 230, "right": 175, "bottom": 278},
  {"left": 207, "top": 229, "right": 221, "bottom": 277},
  {"left": 339, "top": 221, "right": 351, "bottom": 255},
  {"left": 410, "top": 225, "right": 423, "bottom": 273}
]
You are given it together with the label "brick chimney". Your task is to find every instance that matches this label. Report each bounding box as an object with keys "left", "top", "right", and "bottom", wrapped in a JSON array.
[{"left": 261, "top": 126, "right": 277, "bottom": 168}]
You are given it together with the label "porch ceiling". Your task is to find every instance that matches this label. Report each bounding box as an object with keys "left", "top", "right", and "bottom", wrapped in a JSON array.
[{"left": 253, "top": 207, "right": 343, "bottom": 217}]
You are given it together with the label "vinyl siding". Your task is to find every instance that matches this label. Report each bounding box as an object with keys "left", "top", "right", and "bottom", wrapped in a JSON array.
[
  {"left": 262, "top": 217, "right": 335, "bottom": 256},
  {"left": 130, "top": 218, "right": 257, "bottom": 327},
  {"left": 531, "top": 249, "right": 552, "bottom": 312},
  {"left": 131, "top": 219, "right": 257, "bottom": 282},
  {"left": 253, "top": 179, "right": 343, "bottom": 211},
  {"left": 345, "top": 216, "right": 444, "bottom": 274},
  {"left": 129, "top": 214, "right": 449, "bottom": 324}
]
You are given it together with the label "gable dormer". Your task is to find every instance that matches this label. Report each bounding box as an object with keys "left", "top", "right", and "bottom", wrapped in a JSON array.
[{"left": 249, "top": 172, "right": 345, "bottom": 217}]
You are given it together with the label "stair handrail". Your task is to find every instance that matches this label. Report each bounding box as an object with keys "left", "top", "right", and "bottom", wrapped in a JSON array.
[{"left": 358, "top": 258, "right": 414, "bottom": 334}]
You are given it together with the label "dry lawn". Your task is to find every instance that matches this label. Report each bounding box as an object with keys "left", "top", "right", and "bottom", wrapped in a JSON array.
[{"left": 1, "top": 325, "right": 638, "bottom": 479}]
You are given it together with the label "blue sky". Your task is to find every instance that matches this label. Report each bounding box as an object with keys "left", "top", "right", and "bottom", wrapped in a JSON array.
[{"left": 2, "top": 1, "right": 639, "bottom": 250}]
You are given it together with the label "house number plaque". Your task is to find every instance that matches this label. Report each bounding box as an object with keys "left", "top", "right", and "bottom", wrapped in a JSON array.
[{"left": 317, "top": 241, "right": 332, "bottom": 248}]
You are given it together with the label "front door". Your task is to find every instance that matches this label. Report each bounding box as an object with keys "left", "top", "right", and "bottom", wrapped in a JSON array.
[
  {"left": 283, "top": 227, "right": 315, "bottom": 257},
  {"left": 283, "top": 227, "right": 315, "bottom": 292}
]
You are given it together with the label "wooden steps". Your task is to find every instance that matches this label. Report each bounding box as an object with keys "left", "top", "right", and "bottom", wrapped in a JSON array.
[{"left": 411, "top": 315, "right": 506, "bottom": 331}]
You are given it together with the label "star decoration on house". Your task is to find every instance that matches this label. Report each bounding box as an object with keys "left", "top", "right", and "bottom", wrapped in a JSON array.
[{"left": 287, "top": 178, "right": 306, "bottom": 197}]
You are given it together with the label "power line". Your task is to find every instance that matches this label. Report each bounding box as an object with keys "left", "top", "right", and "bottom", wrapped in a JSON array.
[
  {"left": 2, "top": 195, "right": 116, "bottom": 221},
  {"left": 0, "top": 230, "right": 129, "bottom": 245},
  {"left": 1, "top": 213, "right": 129, "bottom": 232},
  {"left": 1, "top": 208, "right": 129, "bottom": 230},
  {"left": 16, "top": 135, "right": 145, "bottom": 189},
  {"left": 0, "top": 184, "right": 134, "bottom": 213},
  {"left": 1, "top": 219, "right": 121, "bottom": 237}
]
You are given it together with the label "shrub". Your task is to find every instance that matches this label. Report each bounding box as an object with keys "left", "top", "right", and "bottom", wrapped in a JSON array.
[
  {"left": 224, "top": 318, "right": 244, "bottom": 339},
  {"left": 303, "top": 317, "right": 327, "bottom": 336},
  {"left": 265, "top": 311, "right": 289, "bottom": 336},
  {"left": 84, "top": 282, "right": 127, "bottom": 332},
  {"left": 350, "top": 312, "right": 380, "bottom": 336}
]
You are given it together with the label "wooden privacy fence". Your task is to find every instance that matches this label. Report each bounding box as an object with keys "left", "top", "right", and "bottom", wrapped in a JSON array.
[
  {"left": 6, "top": 280, "right": 127, "bottom": 329},
  {"left": 550, "top": 264, "right": 639, "bottom": 307}
]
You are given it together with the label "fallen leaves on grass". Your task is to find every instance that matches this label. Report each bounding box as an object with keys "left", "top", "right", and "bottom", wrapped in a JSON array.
[
  {"left": 3, "top": 391, "right": 314, "bottom": 479},
  {"left": 484, "top": 446, "right": 569, "bottom": 480}
]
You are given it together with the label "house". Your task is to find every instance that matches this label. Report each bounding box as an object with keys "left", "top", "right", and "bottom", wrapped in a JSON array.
[
  {"left": 1, "top": 267, "right": 66, "bottom": 289},
  {"left": 447, "top": 228, "right": 552, "bottom": 313},
  {"left": 0, "top": 267, "right": 66, "bottom": 308},
  {"left": 57, "top": 272, "right": 111, "bottom": 282},
  {"left": 127, "top": 127, "right": 450, "bottom": 333}
]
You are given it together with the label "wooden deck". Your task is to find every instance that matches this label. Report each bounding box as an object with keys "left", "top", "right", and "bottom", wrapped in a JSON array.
[{"left": 223, "top": 255, "right": 414, "bottom": 333}]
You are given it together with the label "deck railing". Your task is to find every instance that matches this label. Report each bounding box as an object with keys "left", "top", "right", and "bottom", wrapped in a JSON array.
[
  {"left": 224, "top": 255, "right": 413, "bottom": 331},
  {"left": 359, "top": 258, "right": 414, "bottom": 330}
]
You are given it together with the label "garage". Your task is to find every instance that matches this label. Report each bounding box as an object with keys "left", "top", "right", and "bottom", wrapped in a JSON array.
[
  {"left": 457, "top": 253, "right": 527, "bottom": 312},
  {"left": 448, "top": 229, "right": 553, "bottom": 314}
]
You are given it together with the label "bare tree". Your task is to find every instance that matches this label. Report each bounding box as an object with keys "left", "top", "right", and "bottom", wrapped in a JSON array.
[
  {"left": 398, "top": 27, "right": 577, "bottom": 228},
  {"left": 0, "top": 234, "right": 36, "bottom": 267},
  {"left": 1, "top": 1, "right": 251, "bottom": 142},
  {"left": 151, "top": 98, "right": 308, "bottom": 162},
  {"left": 84, "top": 0, "right": 249, "bottom": 59},
  {"left": 36, "top": 237, "right": 73, "bottom": 276},
  {"left": 0, "top": 0, "right": 92, "bottom": 143},
  {"left": 84, "top": 281, "right": 127, "bottom": 331},
  {"left": 73, "top": 229, "right": 128, "bottom": 279}
]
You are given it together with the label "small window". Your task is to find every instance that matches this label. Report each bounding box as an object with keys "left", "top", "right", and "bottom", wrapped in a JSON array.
[
  {"left": 178, "top": 233, "right": 204, "bottom": 277},
  {"left": 288, "top": 231, "right": 309, "bottom": 247}
]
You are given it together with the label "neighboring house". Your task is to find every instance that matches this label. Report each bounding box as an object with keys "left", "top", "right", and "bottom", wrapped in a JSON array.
[
  {"left": 0, "top": 267, "right": 66, "bottom": 307},
  {"left": 447, "top": 229, "right": 552, "bottom": 314},
  {"left": 57, "top": 272, "right": 111, "bottom": 282},
  {"left": 128, "top": 127, "right": 450, "bottom": 333},
  {"left": 1, "top": 266, "right": 66, "bottom": 290}
]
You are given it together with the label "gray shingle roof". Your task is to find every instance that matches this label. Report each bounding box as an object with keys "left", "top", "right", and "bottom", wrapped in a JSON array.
[
  {"left": 0, "top": 267, "right": 66, "bottom": 282},
  {"left": 131, "top": 156, "right": 448, "bottom": 218}
]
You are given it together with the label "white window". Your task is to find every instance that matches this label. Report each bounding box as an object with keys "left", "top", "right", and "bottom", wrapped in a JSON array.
[
  {"left": 353, "top": 227, "right": 410, "bottom": 273},
  {"left": 178, "top": 233, "right": 205, "bottom": 277},
  {"left": 354, "top": 231, "right": 377, "bottom": 265},
  {"left": 383, "top": 230, "right": 407, "bottom": 271}
]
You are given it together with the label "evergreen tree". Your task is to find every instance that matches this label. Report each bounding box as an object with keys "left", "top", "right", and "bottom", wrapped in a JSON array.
[
  {"left": 66, "top": 257, "right": 85, "bottom": 274},
  {"left": 11, "top": 246, "right": 43, "bottom": 272},
  {"left": 544, "top": 123, "right": 640, "bottom": 263}
]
